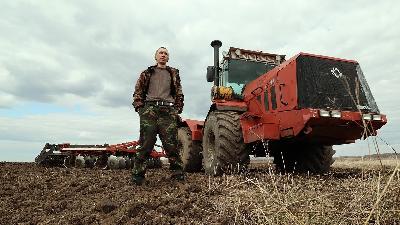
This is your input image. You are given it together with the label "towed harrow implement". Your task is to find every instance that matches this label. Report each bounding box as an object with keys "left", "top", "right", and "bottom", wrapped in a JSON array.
[{"left": 35, "top": 141, "right": 165, "bottom": 169}]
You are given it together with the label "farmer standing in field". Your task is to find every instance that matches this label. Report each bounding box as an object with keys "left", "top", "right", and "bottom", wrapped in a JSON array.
[{"left": 132, "top": 47, "right": 185, "bottom": 185}]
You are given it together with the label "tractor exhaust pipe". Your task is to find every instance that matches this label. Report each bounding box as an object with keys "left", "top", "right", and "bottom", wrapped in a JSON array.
[{"left": 211, "top": 40, "right": 222, "bottom": 86}]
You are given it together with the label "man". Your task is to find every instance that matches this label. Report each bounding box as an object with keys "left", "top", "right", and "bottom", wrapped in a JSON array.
[{"left": 131, "top": 47, "right": 184, "bottom": 185}]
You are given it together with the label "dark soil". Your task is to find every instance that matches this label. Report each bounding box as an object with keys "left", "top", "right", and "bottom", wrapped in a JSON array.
[
  {"left": 1, "top": 162, "right": 399, "bottom": 225},
  {"left": 0, "top": 162, "right": 238, "bottom": 225}
]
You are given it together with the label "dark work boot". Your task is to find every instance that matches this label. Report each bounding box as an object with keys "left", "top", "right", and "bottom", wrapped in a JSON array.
[
  {"left": 132, "top": 155, "right": 146, "bottom": 186},
  {"left": 169, "top": 157, "right": 185, "bottom": 181}
]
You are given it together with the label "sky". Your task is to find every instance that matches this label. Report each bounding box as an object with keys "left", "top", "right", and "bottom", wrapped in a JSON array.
[{"left": 0, "top": 0, "right": 399, "bottom": 162}]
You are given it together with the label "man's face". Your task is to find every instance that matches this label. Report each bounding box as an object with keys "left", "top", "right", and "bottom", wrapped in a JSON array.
[{"left": 155, "top": 48, "right": 169, "bottom": 65}]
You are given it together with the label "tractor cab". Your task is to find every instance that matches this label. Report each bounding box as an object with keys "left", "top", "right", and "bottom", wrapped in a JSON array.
[
  {"left": 220, "top": 48, "right": 285, "bottom": 96},
  {"left": 207, "top": 45, "right": 285, "bottom": 100}
]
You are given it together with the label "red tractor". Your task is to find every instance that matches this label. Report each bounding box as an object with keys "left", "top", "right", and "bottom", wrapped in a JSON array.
[{"left": 177, "top": 40, "right": 387, "bottom": 175}]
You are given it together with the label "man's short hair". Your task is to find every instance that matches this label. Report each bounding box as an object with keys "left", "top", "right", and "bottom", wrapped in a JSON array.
[{"left": 155, "top": 47, "right": 168, "bottom": 59}]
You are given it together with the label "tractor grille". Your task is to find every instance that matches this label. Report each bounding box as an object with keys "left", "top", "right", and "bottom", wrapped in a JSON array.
[{"left": 296, "top": 55, "right": 379, "bottom": 113}]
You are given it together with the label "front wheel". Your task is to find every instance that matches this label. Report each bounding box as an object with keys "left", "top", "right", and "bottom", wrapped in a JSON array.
[{"left": 202, "top": 111, "right": 249, "bottom": 176}]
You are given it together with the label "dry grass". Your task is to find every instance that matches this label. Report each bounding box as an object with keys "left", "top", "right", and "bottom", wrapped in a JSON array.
[
  {"left": 202, "top": 158, "right": 400, "bottom": 225},
  {"left": 333, "top": 157, "right": 399, "bottom": 170}
]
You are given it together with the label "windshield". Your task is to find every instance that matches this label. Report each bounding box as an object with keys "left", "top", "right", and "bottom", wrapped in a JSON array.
[{"left": 221, "top": 59, "right": 274, "bottom": 95}]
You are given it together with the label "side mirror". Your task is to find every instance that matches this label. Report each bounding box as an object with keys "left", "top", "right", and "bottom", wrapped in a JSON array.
[{"left": 206, "top": 66, "right": 215, "bottom": 82}]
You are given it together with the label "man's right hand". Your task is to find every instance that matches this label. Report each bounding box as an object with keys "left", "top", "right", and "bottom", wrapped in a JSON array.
[
  {"left": 137, "top": 106, "right": 145, "bottom": 115},
  {"left": 133, "top": 102, "right": 144, "bottom": 112}
]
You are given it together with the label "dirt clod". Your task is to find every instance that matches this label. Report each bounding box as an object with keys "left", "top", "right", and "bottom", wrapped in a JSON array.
[{"left": 96, "top": 199, "right": 118, "bottom": 213}]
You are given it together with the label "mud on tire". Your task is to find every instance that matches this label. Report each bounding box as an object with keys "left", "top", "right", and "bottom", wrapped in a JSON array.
[
  {"left": 273, "top": 143, "right": 335, "bottom": 173},
  {"left": 202, "top": 111, "right": 249, "bottom": 176},
  {"left": 178, "top": 127, "right": 202, "bottom": 172}
]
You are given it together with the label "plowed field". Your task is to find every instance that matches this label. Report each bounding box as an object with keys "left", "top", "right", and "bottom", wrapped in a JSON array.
[{"left": 1, "top": 159, "right": 399, "bottom": 224}]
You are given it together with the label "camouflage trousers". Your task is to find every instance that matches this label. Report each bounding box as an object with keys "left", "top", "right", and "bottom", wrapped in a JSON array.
[{"left": 132, "top": 104, "right": 183, "bottom": 177}]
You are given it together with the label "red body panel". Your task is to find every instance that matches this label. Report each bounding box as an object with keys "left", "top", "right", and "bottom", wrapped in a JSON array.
[
  {"left": 239, "top": 53, "right": 387, "bottom": 145},
  {"left": 184, "top": 119, "right": 204, "bottom": 141},
  {"left": 241, "top": 107, "right": 386, "bottom": 144}
]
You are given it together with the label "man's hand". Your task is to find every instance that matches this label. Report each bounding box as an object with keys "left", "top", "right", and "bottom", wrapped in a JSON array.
[
  {"left": 134, "top": 105, "right": 141, "bottom": 113},
  {"left": 133, "top": 102, "right": 144, "bottom": 112},
  {"left": 137, "top": 107, "right": 145, "bottom": 114},
  {"left": 176, "top": 107, "right": 183, "bottom": 114}
]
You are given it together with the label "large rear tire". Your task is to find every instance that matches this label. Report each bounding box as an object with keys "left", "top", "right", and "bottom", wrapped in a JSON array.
[
  {"left": 273, "top": 143, "right": 335, "bottom": 173},
  {"left": 202, "top": 111, "right": 249, "bottom": 176},
  {"left": 178, "top": 127, "right": 202, "bottom": 172}
]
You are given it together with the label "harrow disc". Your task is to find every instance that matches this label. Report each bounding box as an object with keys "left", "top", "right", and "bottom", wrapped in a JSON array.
[
  {"left": 85, "top": 156, "right": 97, "bottom": 168},
  {"left": 75, "top": 155, "right": 86, "bottom": 168},
  {"left": 124, "top": 156, "right": 132, "bottom": 169},
  {"left": 63, "top": 155, "right": 76, "bottom": 168},
  {"left": 107, "top": 155, "right": 120, "bottom": 169},
  {"left": 118, "top": 156, "right": 126, "bottom": 169}
]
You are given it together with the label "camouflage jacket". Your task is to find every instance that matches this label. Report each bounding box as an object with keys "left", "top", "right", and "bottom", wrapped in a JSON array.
[{"left": 133, "top": 65, "right": 184, "bottom": 113}]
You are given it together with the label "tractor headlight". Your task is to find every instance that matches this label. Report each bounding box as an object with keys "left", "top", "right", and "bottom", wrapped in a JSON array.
[
  {"left": 330, "top": 110, "right": 341, "bottom": 118},
  {"left": 319, "top": 110, "right": 330, "bottom": 117},
  {"left": 362, "top": 114, "right": 372, "bottom": 120},
  {"left": 372, "top": 114, "right": 382, "bottom": 121}
]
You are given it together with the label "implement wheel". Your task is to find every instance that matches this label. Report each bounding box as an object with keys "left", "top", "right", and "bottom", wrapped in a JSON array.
[
  {"left": 178, "top": 127, "right": 202, "bottom": 172},
  {"left": 202, "top": 111, "right": 249, "bottom": 176}
]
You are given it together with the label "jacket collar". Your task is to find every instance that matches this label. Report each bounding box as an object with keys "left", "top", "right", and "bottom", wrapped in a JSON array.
[{"left": 147, "top": 65, "right": 173, "bottom": 74}]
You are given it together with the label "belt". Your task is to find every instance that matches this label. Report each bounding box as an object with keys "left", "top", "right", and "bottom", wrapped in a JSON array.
[{"left": 146, "top": 100, "right": 174, "bottom": 106}]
